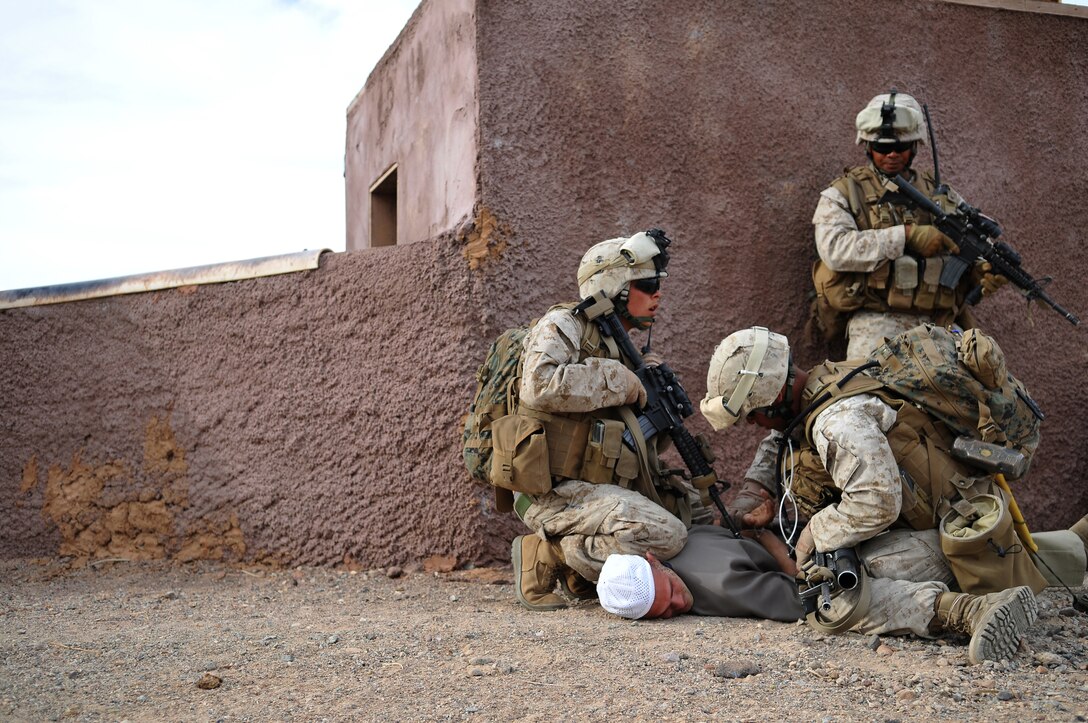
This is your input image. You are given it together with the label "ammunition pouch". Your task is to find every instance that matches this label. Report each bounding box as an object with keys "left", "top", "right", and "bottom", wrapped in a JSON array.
[
  {"left": 489, "top": 413, "right": 554, "bottom": 495},
  {"left": 491, "top": 408, "right": 641, "bottom": 494}
]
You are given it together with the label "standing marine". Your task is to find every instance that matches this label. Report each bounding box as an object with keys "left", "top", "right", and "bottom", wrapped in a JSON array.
[{"left": 810, "top": 89, "right": 1005, "bottom": 358}]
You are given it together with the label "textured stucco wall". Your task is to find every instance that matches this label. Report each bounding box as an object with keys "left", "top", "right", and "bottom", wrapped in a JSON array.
[
  {"left": 0, "top": 247, "right": 520, "bottom": 566},
  {"left": 344, "top": 0, "right": 478, "bottom": 249},
  {"left": 3, "top": 0, "right": 1087, "bottom": 567}
]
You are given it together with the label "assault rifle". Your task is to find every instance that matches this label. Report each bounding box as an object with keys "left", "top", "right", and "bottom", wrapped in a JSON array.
[
  {"left": 798, "top": 547, "right": 862, "bottom": 616},
  {"left": 574, "top": 291, "right": 740, "bottom": 537},
  {"left": 891, "top": 174, "right": 1079, "bottom": 325}
]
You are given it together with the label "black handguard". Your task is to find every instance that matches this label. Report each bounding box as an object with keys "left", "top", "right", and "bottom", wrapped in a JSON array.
[
  {"left": 798, "top": 548, "right": 861, "bottom": 616},
  {"left": 891, "top": 174, "right": 1079, "bottom": 325},
  {"left": 574, "top": 291, "right": 740, "bottom": 537}
]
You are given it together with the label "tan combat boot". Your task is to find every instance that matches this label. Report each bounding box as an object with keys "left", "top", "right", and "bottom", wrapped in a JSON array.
[
  {"left": 933, "top": 586, "right": 1038, "bottom": 665},
  {"left": 559, "top": 570, "right": 598, "bottom": 601},
  {"left": 511, "top": 535, "right": 568, "bottom": 611},
  {"left": 1070, "top": 513, "right": 1088, "bottom": 570}
]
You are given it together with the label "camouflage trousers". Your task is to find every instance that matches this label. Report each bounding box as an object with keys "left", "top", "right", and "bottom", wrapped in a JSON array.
[
  {"left": 519, "top": 480, "right": 687, "bottom": 582},
  {"left": 822, "top": 529, "right": 955, "bottom": 637}
]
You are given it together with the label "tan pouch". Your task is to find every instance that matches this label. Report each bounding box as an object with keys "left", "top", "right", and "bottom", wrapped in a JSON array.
[
  {"left": 913, "top": 257, "right": 941, "bottom": 310},
  {"left": 939, "top": 492, "right": 1048, "bottom": 594},
  {"left": 813, "top": 261, "right": 866, "bottom": 313},
  {"left": 580, "top": 419, "right": 625, "bottom": 485},
  {"left": 489, "top": 414, "right": 553, "bottom": 495}
]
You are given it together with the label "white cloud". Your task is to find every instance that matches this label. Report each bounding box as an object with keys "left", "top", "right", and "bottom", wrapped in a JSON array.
[{"left": 0, "top": 0, "right": 421, "bottom": 290}]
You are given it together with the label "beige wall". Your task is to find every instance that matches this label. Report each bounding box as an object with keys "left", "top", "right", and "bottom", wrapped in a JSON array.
[
  {"left": 3, "top": 0, "right": 1087, "bottom": 567},
  {"left": 344, "top": 0, "right": 478, "bottom": 250}
]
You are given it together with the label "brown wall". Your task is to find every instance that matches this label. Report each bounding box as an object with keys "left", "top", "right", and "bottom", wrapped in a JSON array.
[
  {"left": 2, "top": 0, "right": 1086, "bottom": 567},
  {"left": 344, "top": 0, "right": 478, "bottom": 250},
  {"left": 466, "top": 0, "right": 1088, "bottom": 531}
]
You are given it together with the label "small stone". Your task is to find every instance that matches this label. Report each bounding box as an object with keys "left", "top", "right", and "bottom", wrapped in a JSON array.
[
  {"left": 1036, "top": 665, "right": 1049, "bottom": 674},
  {"left": 661, "top": 652, "right": 682, "bottom": 664},
  {"left": 997, "top": 690, "right": 1015, "bottom": 701},
  {"left": 469, "top": 668, "right": 487, "bottom": 677},
  {"left": 282, "top": 655, "right": 294, "bottom": 663},
  {"left": 706, "top": 661, "right": 761, "bottom": 679},
  {"left": 876, "top": 644, "right": 896, "bottom": 656},
  {"left": 450, "top": 595, "right": 459, "bottom": 602},
  {"left": 1035, "top": 652, "right": 1064, "bottom": 666},
  {"left": 327, "top": 635, "right": 339, "bottom": 644},
  {"left": 895, "top": 689, "right": 917, "bottom": 702},
  {"left": 386, "top": 566, "right": 404, "bottom": 579},
  {"left": 196, "top": 673, "right": 221, "bottom": 690},
  {"left": 470, "top": 658, "right": 493, "bottom": 666},
  {"left": 867, "top": 635, "right": 881, "bottom": 651}
]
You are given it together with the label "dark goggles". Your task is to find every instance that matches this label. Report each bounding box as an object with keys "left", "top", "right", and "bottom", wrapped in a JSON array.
[
  {"left": 870, "top": 140, "right": 913, "bottom": 155},
  {"left": 631, "top": 277, "right": 662, "bottom": 294}
]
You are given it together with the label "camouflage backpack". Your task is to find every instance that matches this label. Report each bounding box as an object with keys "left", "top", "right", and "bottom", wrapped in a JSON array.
[
  {"left": 462, "top": 303, "right": 594, "bottom": 508},
  {"left": 807, "top": 324, "right": 1042, "bottom": 473},
  {"left": 462, "top": 324, "right": 531, "bottom": 484},
  {"left": 867, "top": 324, "right": 1041, "bottom": 465}
]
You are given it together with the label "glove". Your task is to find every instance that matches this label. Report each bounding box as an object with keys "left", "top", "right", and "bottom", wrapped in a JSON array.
[
  {"left": 641, "top": 352, "right": 664, "bottom": 368},
  {"left": 975, "top": 261, "right": 1009, "bottom": 297},
  {"left": 622, "top": 367, "right": 647, "bottom": 408},
  {"left": 725, "top": 479, "right": 776, "bottom": 528},
  {"left": 906, "top": 224, "right": 959, "bottom": 258},
  {"left": 794, "top": 523, "right": 815, "bottom": 562}
]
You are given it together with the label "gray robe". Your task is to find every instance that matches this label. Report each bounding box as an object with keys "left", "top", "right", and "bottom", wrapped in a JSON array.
[{"left": 666, "top": 525, "right": 803, "bottom": 621}]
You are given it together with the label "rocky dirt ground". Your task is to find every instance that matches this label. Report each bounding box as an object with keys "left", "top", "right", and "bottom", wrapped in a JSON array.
[{"left": 1, "top": 557, "right": 1086, "bottom": 722}]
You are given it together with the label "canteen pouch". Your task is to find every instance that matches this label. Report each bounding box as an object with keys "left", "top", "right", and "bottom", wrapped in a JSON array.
[
  {"left": 489, "top": 414, "right": 553, "bottom": 495},
  {"left": 939, "top": 492, "right": 1047, "bottom": 594}
]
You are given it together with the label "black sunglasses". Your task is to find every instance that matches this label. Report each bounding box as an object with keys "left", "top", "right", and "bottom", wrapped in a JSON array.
[
  {"left": 631, "top": 277, "right": 661, "bottom": 294},
  {"left": 870, "top": 140, "right": 913, "bottom": 154}
]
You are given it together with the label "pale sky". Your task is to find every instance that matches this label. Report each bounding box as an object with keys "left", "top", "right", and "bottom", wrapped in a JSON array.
[
  {"left": 0, "top": 0, "right": 421, "bottom": 291},
  {"left": 4, "top": 1, "right": 1085, "bottom": 292}
]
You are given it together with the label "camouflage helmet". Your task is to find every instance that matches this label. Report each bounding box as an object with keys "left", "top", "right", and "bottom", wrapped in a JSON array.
[
  {"left": 699, "top": 327, "right": 790, "bottom": 431},
  {"left": 855, "top": 89, "right": 927, "bottom": 145},
  {"left": 577, "top": 231, "right": 669, "bottom": 300}
]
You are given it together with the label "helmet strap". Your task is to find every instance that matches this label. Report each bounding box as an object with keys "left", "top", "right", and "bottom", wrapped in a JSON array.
[{"left": 615, "top": 287, "right": 654, "bottom": 330}]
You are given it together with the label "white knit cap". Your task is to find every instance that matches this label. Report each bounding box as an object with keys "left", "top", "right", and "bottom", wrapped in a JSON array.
[{"left": 597, "top": 554, "right": 655, "bottom": 619}]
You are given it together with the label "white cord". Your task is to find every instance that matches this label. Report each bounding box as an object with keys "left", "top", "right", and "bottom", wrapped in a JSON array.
[{"left": 778, "top": 436, "right": 800, "bottom": 553}]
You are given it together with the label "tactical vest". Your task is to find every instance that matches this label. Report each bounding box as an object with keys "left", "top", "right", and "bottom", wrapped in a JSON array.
[
  {"left": 492, "top": 305, "right": 693, "bottom": 524},
  {"left": 810, "top": 165, "right": 968, "bottom": 338}
]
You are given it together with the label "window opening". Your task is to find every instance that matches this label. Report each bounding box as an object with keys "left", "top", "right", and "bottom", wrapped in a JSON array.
[{"left": 370, "top": 164, "right": 398, "bottom": 247}]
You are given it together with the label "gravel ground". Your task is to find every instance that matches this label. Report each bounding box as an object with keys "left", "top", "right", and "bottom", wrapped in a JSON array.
[{"left": 1, "top": 557, "right": 1087, "bottom": 722}]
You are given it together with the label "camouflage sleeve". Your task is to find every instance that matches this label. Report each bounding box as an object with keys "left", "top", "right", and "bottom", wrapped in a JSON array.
[
  {"left": 519, "top": 308, "right": 634, "bottom": 413},
  {"left": 813, "top": 186, "right": 906, "bottom": 273},
  {"left": 805, "top": 394, "right": 902, "bottom": 552},
  {"left": 743, "top": 431, "right": 782, "bottom": 493}
]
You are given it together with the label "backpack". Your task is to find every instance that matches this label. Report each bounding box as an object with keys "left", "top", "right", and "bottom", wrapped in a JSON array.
[
  {"left": 867, "top": 324, "right": 1041, "bottom": 467},
  {"left": 462, "top": 324, "right": 531, "bottom": 485},
  {"left": 805, "top": 324, "right": 1042, "bottom": 475}
]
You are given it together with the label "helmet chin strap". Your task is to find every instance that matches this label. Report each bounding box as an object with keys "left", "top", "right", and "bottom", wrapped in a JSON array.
[{"left": 615, "top": 288, "right": 654, "bottom": 330}]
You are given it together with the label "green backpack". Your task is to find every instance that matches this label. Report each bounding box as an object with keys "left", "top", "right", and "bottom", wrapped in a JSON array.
[
  {"left": 462, "top": 325, "right": 531, "bottom": 484},
  {"left": 867, "top": 324, "right": 1042, "bottom": 469}
]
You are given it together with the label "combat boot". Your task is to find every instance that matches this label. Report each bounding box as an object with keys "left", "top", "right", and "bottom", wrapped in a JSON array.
[
  {"left": 1071, "top": 513, "right": 1088, "bottom": 570},
  {"left": 559, "top": 569, "right": 598, "bottom": 601},
  {"left": 511, "top": 535, "right": 568, "bottom": 611},
  {"left": 933, "top": 586, "right": 1038, "bottom": 665}
]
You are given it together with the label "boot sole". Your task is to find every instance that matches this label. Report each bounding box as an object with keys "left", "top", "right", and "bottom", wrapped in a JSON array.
[
  {"left": 511, "top": 536, "right": 568, "bottom": 612},
  {"left": 968, "top": 586, "right": 1039, "bottom": 664}
]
